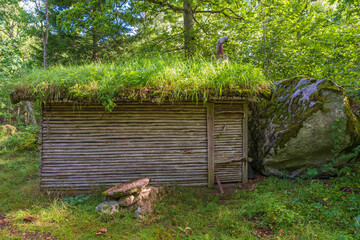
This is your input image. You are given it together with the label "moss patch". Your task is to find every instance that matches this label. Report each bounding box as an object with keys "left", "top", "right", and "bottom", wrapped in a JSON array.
[{"left": 268, "top": 78, "right": 344, "bottom": 149}]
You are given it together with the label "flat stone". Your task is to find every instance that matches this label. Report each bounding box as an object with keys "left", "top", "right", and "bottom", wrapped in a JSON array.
[{"left": 103, "top": 178, "right": 150, "bottom": 199}]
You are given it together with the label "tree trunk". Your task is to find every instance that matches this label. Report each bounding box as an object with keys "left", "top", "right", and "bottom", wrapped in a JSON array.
[
  {"left": 183, "top": 1, "right": 194, "bottom": 58},
  {"left": 261, "top": 1, "right": 269, "bottom": 80},
  {"left": 25, "top": 101, "right": 37, "bottom": 125},
  {"left": 92, "top": 27, "right": 98, "bottom": 61},
  {"left": 43, "top": 0, "right": 49, "bottom": 68}
]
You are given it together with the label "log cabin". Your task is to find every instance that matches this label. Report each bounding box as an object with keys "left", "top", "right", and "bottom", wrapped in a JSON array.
[{"left": 10, "top": 59, "right": 266, "bottom": 192}]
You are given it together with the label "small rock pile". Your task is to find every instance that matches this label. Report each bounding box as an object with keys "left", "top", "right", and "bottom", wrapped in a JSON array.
[{"left": 95, "top": 178, "right": 164, "bottom": 218}]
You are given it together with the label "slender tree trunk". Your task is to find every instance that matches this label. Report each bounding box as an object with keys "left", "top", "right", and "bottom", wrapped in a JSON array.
[
  {"left": 25, "top": 101, "right": 37, "bottom": 125},
  {"left": 261, "top": 1, "right": 269, "bottom": 80},
  {"left": 43, "top": 0, "right": 49, "bottom": 68},
  {"left": 183, "top": 1, "right": 194, "bottom": 58},
  {"left": 92, "top": 27, "right": 98, "bottom": 61}
]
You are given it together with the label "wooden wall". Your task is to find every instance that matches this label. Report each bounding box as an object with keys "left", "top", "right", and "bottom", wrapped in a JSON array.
[
  {"left": 40, "top": 102, "right": 247, "bottom": 191},
  {"left": 214, "top": 104, "right": 244, "bottom": 183}
]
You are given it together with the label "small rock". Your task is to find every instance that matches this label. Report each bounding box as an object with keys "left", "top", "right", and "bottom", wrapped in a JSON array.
[
  {"left": 135, "top": 186, "right": 165, "bottom": 202},
  {"left": 95, "top": 201, "right": 119, "bottom": 215},
  {"left": 118, "top": 195, "right": 136, "bottom": 207},
  {"left": 133, "top": 186, "right": 165, "bottom": 218},
  {"left": 134, "top": 200, "right": 153, "bottom": 219},
  {"left": 103, "top": 178, "right": 150, "bottom": 199}
]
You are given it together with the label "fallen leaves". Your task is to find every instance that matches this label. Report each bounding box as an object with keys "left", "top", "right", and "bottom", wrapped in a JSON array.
[
  {"left": 1, "top": 213, "right": 54, "bottom": 239},
  {"left": 341, "top": 186, "right": 354, "bottom": 194},
  {"left": 96, "top": 227, "right": 108, "bottom": 235},
  {"left": 23, "top": 215, "right": 38, "bottom": 223},
  {"left": 251, "top": 226, "right": 274, "bottom": 239}
]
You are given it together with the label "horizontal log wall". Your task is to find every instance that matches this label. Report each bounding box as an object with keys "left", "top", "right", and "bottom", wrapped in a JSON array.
[
  {"left": 40, "top": 101, "right": 247, "bottom": 191},
  {"left": 41, "top": 103, "right": 208, "bottom": 191}
]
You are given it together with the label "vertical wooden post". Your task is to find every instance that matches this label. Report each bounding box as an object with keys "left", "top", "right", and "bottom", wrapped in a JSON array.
[
  {"left": 242, "top": 103, "right": 249, "bottom": 183},
  {"left": 207, "top": 103, "right": 215, "bottom": 188}
]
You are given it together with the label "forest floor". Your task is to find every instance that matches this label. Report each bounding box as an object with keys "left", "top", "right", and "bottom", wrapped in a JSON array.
[{"left": 0, "top": 148, "right": 359, "bottom": 239}]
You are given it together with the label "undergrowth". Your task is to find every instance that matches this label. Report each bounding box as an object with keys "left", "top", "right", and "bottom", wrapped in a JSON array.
[{"left": 11, "top": 55, "right": 268, "bottom": 110}]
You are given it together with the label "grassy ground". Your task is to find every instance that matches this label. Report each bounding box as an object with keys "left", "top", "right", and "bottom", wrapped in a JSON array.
[{"left": 1, "top": 136, "right": 360, "bottom": 239}]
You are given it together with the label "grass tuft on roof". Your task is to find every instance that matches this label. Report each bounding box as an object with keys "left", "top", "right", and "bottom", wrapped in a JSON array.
[{"left": 11, "top": 55, "right": 269, "bottom": 110}]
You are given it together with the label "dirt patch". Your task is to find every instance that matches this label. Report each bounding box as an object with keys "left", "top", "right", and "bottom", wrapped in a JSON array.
[
  {"left": 0, "top": 213, "right": 54, "bottom": 240},
  {"left": 252, "top": 225, "right": 274, "bottom": 239},
  {"left": 215, "top": 175, "right": 267, "bottom": 195},
  {"left": 0, "top": 213, "right": 9, "bottom": 229},
  {"left": 238, "top": 175, "right": 267, "bottom": 191},
  {"left": 341, "top": 186, "right": 359, "bottom": 194}
]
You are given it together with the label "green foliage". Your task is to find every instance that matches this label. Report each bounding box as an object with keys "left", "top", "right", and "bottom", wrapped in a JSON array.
[
  {"left": 0, "top": 39, "right": 23, "bottom": 77},
  {"left": 306, "top": 168, "right": 319, "bottom": 177},
  {"left": 2, "top": 125, "right": 38, "bottom": 151},
  {"left": 13, "top": 55, "right": 268, "bottom": 109},
  {"left": 305, "top": 118, "right": 360, "bottom": 178},
  {"left": 61, "top": 194, "right": 93, "bottom": 206},
  {"left": 238, "top": 176, "right": 360, "bottom": 236},
  {"left": 239, "top": 191, "right": 302, "bottom": 228}
]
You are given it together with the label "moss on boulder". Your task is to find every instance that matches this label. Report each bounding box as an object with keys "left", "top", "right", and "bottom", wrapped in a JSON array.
[{"left": 249, "top": 77, "right": 360, "bottom": 178}]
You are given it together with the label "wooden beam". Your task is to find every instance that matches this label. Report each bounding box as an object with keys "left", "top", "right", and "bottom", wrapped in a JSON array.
[
  {"left": 242, "top": 103, "right": 249, "bottom": 183},
  {"left": 207, "top": 103, "right": 215, "bottom": 187}
]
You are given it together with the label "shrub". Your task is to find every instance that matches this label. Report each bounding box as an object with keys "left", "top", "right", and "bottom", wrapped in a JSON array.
[
  {"left": 4, "top": 125, "right": 39, "bottom": 151},
  {"left": 0, "top": 124, "right": 17, "bottom": 136}
]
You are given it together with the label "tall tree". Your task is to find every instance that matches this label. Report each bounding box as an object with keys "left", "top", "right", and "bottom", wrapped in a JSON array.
[
  {"left": 57, "top": 0, "right": 131, "bottom": 62},
  {"left": 141, "top": 0, "right": 245, "bottom": 57},
  {"left": 33, "top": 0, "right": 50, "bottom": 68}
]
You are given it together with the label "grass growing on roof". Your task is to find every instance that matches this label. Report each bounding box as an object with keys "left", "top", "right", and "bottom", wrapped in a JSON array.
[{"left": 12, "top": 55, "right": 268, "bottom": 110}]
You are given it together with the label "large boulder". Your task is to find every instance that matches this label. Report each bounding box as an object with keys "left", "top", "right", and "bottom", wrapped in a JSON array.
[{"left": 249, "top": 77, "right": 360, "bottom": 178}]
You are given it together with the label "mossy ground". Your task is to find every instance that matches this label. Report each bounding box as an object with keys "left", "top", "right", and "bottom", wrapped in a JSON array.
[{"left": 1, "top": 138, "right": 360, "bottom": 239}]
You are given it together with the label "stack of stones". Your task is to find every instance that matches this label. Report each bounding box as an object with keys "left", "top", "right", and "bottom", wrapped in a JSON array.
[{"left": 95, "top": 178, "right": 163, "bottom": 218}]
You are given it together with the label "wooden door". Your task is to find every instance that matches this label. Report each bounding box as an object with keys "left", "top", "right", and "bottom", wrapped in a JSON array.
[{"left": 213, "top": 103, "right": 245, "bottom": 183}]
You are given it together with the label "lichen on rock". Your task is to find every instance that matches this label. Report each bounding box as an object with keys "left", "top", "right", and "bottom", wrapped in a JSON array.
[
  {"left": 249, "top": 77, "right": 360, "bottom": 178},
  {"left": 95, "top": 201, "right": 120, "bottom": 215}
]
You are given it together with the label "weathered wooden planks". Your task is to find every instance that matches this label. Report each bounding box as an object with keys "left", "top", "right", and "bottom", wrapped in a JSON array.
[
  {"left": 41, "top": 103, "right": 208, "bottom": 190},
  {"left": 40, "top": 101, "right": 249, "bottom": 192},
  {"left": 207, "top": 103, "right": 215, "bottom": 188},
  {"left": 214, "top": 104, "right": 244, "bottom": 183}
]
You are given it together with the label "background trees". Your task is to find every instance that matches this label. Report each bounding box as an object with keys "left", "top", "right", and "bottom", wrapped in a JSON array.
[{"left": 0, "top": 0, "right": 359, "bottom": 125}]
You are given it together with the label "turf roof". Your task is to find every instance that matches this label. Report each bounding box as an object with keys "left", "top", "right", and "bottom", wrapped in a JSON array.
[{"left": 11, "top": 56, "right": 269, "bottom": 110}]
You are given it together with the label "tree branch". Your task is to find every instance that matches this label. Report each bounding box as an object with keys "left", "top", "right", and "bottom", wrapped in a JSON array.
[
  {"left": 194, "top": 8, "right": 245, "bottom": 21},
  {"left": 192, "top": 15, "right": 209, "bottom": 35},
  {"left": 146, "top": 0, "right": 184, "bottom": 12}
]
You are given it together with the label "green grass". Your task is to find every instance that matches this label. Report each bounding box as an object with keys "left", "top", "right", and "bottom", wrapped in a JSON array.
[
  {"left": 1, "top": 131, "right": 360, "bottom": 239},
  {"left": 11, "top": 55, "right": 268, "bottom": 110}
]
